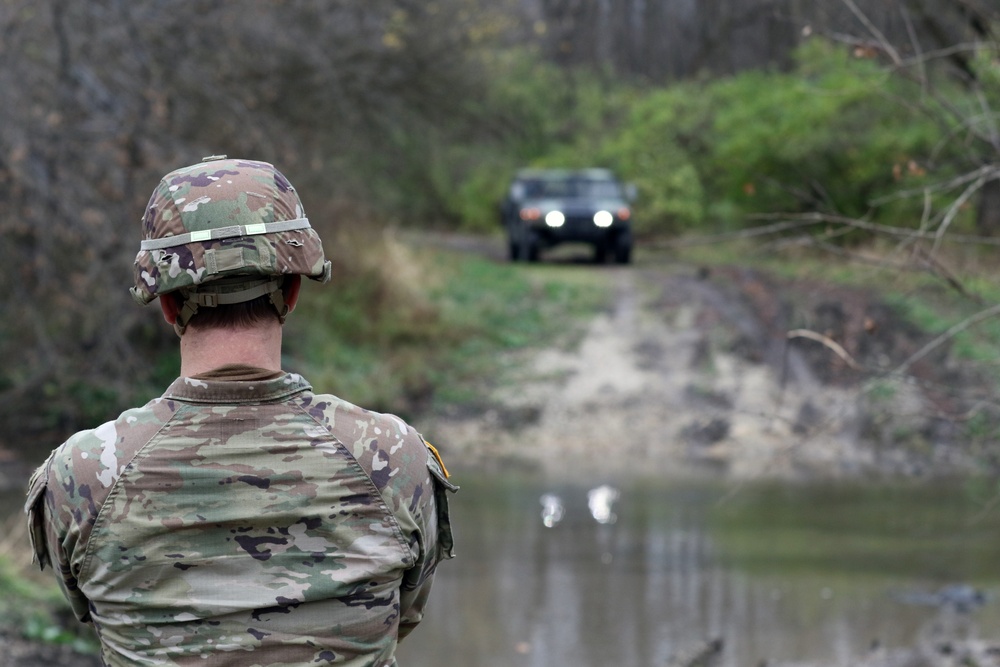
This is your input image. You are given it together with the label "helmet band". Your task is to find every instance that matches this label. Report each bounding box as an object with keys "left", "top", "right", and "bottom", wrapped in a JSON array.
[{"left": 139, "top": 217, "right": 312, "bottom": 251}]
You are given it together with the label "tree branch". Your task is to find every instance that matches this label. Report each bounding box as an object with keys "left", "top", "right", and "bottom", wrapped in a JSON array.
[
  {"left": 893, "top": 301, "right": 1000, "bottom": 375},
  {"left": 841, "top": 0, "right": 903, "bottom": 65},
  {"left": 787, "top": 329, "right": 863, "bottom": 370}
]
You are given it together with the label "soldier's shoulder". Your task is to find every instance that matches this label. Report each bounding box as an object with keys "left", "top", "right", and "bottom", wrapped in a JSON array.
[
  {"left": 48, "top": 396, "right": 179, "bottom": 477},
  {"left": 302, "top": 392, "right": 431, "bottom": 484},
  {"left": 299, "top": 391, "right": 422, "bottom": 441}
]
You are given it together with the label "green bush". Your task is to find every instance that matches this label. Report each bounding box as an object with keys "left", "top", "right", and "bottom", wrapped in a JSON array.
[
  {"left": 444, "top": 49, "right": 639, "bottom": 232},
  {"left": 691, "top": 40, "right": 954, "bottom": 229},
  {"left": 596, "top": 87, "right": 707, "bottom": 232},
  {"left": 287, "top": 232, "right": 609, "bottom": 418},
  {"left": 448, "top": 39, "right": 974, "bottom": 237}
]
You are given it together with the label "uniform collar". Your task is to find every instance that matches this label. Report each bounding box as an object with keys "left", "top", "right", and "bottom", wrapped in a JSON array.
[{"left": 162, "top": 372, "right": 312, "bottom": 404}]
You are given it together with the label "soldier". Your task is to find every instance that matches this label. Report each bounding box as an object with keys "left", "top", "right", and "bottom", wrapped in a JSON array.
[{"left": 25, "top": 156, "right": 456, "bottom": 667}]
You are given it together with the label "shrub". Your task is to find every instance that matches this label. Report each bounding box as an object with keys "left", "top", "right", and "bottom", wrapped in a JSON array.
[
  {"left": 454, "top": 38, "right": 970, "bottom": 237},
  {"left": 693, "top": 40, "right": 954, "bottom": 230}
]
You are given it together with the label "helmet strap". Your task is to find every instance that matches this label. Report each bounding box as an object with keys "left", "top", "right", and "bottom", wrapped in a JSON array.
[
  {"left": 173, "top": 277, "right": 287, "bottom": 336},
  {"left": 268, "top": 287, "right": 289, "bottom": 324}
]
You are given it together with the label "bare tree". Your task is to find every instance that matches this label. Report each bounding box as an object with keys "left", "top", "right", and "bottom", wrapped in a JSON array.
[
  {"left": 525, "top": 0, "right": 996, "bottom": 84},
  {"left": 0, "top": 0, "right": 507, "bottom": 449}
]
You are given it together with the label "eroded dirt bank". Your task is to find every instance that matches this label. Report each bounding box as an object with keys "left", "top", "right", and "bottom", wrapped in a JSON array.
[{"left": 431, "top": 260, "right": 990, "bottom": 482}]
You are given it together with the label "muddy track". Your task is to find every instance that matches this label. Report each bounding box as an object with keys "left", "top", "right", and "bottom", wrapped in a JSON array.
[{"left": 428, "top": 237, "right": 988, "bottom": 481}]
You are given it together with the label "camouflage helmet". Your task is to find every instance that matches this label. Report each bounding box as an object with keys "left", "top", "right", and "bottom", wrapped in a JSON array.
[{"left": 130, "top": 156, "right": 332, "bottom": 330}]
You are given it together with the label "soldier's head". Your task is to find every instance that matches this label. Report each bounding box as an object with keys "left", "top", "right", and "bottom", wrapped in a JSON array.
[{"left": 130, "top": 157, "right": 331, "bottom": 335}]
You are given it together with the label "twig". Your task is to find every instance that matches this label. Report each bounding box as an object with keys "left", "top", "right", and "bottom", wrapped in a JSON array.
[
  {"left": 897, "top": 42, "right": 992, "bottom": 69},
  {"left": 893, "top": 302, "right": 1000, "bottom": 375},
  {"left": 749, "top": 211, "right": 1000, "bottom": 246},
  {"left": 868, "top": 165, "right": 997, "bottom": 206},
  {"left": 912, "top": 246, "right": 980, "bottom": 302},
  {"left": 652, "top": 212, "right": 1000, "bottom": 250},
  {"left": 975, "top": 86, "right": 1000, "bottom": 153},
  {"left": 787, "top": 329, "right": 863, "bottom": 370},
  {"left": 932, "top": 169, "right": 992, "bottom": 253},
  {"left": 841, "top": 0, "right": 903, "bottom": 65},
  {"left": 900, "top": 4, "right": 927, "bottom": 98},
  {"left": 649, "top": 218, "right": 821, "bottom": 247}
]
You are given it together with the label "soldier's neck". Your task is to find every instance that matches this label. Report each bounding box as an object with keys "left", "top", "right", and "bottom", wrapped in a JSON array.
[{"left": 178, "top": 322, "right": 284, "bottom": 377}]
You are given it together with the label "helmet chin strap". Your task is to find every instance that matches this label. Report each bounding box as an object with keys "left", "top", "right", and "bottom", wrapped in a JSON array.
[{"left": 173, "top": 277, "right": 287, "bottom": 336}]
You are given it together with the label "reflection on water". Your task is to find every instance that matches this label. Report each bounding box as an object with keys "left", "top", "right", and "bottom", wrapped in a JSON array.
[{"left": 398, "top": 474, "right": 1000, "bottom": 667}]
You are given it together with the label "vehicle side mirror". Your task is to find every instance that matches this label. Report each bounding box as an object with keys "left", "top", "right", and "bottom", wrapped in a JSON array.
[
  {"left": 625, "top": 183, "right": 638, "bottom": 202},
  {"left": 510, "top": 182, "right": 526, "bottom": 200}
]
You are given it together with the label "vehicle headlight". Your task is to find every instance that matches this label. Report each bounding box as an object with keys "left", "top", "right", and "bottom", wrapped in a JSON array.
[
  {"left": 593, "top": 210, "right": 614, "bottom": 228},
  {"left": 545, "top": 210, "right": 566, "bottom": 227},
  {"left": 519, "top": 207, "right": 542, "bottom": 221}
]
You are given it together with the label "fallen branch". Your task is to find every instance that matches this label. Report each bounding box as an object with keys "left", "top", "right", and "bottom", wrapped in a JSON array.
[
  {"left": 787, "top": 329, "right": 863, "bottom": 370},
  {"left": 652, "top": 211, "right": 1000, "bottom": 248}
]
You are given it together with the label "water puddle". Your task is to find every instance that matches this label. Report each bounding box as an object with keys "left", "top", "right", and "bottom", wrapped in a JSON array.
[{"left": 397, "top": 473, "right": 1000, "bottom": 667}]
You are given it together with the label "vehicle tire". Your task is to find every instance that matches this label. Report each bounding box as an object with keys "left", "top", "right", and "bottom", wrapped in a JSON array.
[
  {"left": 512, "top": 228, "right": 539, "bottom": 262},
  {"left": 593, "top": 241, "right": 608, "bottom": 264},
  {"left": 525, "top": 232, "right": 540, "bottom": 263},
  {"left": 614, "top": 234, "right": 633, "bottom": 264}
]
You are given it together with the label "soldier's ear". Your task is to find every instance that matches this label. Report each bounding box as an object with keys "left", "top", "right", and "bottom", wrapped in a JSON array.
[
  {"left": 283, "top": 275, "right": 302, "bottom": 314},
  {"left": 160, "top": 294, "right": 180, "bottom": 324}
]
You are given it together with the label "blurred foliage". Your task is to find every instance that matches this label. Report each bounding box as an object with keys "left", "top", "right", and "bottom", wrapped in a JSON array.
[
  {"left": 2, "top": 0, "right": 998, "bottom": 454},
  {"left": 446, "top": 39, "right": 975, "bottom": 237},
  {"left": 0, "top": 0, "right": 521, "bottom": 450},
  {"left": 286, "top": 233, "right": 609, "bottom": 421},
  {"left": 0, "top": 516, "right": 99, "bottom": 653},
  {"left": 694, "top": 41, "right": 956, "bottom": 228}
]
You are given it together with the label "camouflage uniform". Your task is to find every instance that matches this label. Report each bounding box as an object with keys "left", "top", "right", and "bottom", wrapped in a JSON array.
[
  {"left": 26, "top": 369, "right": 455, "bottom": 666},
  {"left": 25, "top": 158, "right": 456, "bottom": 666}
]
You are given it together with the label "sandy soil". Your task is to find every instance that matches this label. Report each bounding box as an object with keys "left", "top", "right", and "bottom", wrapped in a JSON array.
[{"left": 431, "top": 259, "right": 978, "bottom": 483}]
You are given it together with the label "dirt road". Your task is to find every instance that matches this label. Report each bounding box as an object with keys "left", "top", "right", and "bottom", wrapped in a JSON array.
[{"left": 430, "top": 250, "right": 980, "bottom": 481}]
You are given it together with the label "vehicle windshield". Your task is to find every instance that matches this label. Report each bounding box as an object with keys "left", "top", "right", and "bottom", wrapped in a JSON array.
[{"left": 521, "top": 178, "right": 623, "bottom": 200}]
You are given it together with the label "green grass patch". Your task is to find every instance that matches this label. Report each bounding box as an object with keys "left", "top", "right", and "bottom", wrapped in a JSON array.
[
  {"left": 426, "top": 253, "right": 611, "bottom": 409},
  {"left": 286, "top": 239, "right": 611, "bottom": 420},
  {"left": 0, "top": 545, "right": 99, "bottom": 654}
]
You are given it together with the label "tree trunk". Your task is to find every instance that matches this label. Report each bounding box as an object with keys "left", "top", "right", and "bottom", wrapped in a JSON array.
[{"left": 976, "top": 176, "right": 1000, "bottom": 236}]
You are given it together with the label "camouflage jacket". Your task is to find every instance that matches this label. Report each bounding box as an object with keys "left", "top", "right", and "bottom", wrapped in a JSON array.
[{"left": 25, "top": 372, "right": 456, "bottom": 667}]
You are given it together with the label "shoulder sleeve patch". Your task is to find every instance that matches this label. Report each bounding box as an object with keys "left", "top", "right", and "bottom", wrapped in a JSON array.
[
  {"left": 422, "top": 439, "right": 457, "bottom": 560},
  {"left": 424, "top": 440, "right": 451, "bottom": 480}
]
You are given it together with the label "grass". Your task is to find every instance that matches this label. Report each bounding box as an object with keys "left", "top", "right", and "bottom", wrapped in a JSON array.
[
  {"left": 286, "top": 233, "right": 612, "bottom": 420},
  {"left": 425, "top": 251, "right": 611, "bottom": 406},
  {"left": 0, "top": 514, "right": 99, "bottom": 654}
]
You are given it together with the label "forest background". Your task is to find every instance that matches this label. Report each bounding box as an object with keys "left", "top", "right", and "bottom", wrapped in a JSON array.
[{"left": 2, "top": 0, "right": 1000, "bottom": 457}]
